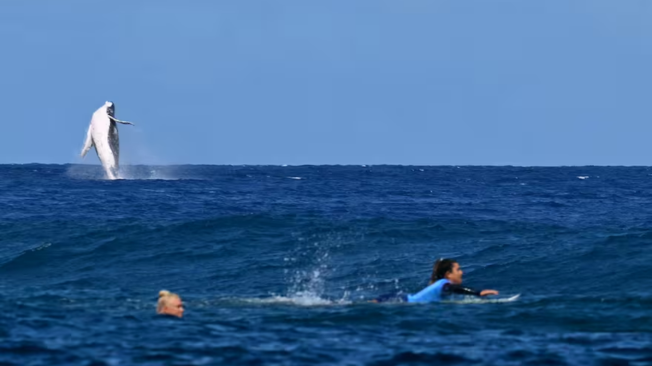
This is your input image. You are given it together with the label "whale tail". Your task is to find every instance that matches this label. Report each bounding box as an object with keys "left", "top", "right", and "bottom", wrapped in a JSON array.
[{"left": 80, "top": 125, "right": 94, "bottom": 158}]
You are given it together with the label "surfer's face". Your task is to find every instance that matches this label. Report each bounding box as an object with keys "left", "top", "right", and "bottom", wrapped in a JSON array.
[
  {"left": 162, "top": 297, "right": 184, "bottom": 318},
  {"left": 446, "top": 263, "right": 463, "bottom": 284}
]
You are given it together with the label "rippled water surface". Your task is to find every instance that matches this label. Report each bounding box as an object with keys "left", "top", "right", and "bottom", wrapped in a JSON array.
[{"left": 1, "top": 164, "right": 651, "bottom": 365}]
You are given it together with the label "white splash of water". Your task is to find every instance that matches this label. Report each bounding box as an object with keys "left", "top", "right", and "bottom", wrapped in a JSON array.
[
  {"left": 282, "top": 233, "right": 356, "bottom": 305},
  {"left": 222, "top": 294, "right": 350, "bottom": 307},
  {"left": 117, "top": 165, "right": 184, "bottom": 180},
  {"left": 286, "top": 255, "right": 331, "bottom": 304}
]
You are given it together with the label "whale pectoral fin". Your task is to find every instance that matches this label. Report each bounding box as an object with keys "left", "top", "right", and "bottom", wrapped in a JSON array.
[
  {"left": 80, "top": 126, "right": 94, "bottom": 158},
  {"left": 108, "top": 115, "right": 135, "bottom": 126}
]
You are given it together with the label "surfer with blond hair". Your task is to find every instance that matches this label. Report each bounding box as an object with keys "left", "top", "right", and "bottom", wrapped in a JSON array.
[{"left": 157, "top": 290, "right": 184, "bottom": 318}]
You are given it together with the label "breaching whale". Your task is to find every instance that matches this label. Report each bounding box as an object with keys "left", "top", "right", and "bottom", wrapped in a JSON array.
[{"left": 80, "top": 101, "right": 135, "bottom": 179}]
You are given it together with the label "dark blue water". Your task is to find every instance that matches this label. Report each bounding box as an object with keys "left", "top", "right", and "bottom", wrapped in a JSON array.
[{"left": 1, "top": 164, "right": 651, "bottom": 365}]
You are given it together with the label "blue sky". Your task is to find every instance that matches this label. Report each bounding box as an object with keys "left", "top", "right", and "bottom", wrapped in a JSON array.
[{"left": 1, "top": 1, "right": 651, "bottom": 165}]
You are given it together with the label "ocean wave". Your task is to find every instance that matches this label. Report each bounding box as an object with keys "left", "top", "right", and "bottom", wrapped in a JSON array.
[{"left": 2, "top": 165, "right": 652, "bottom": 365}]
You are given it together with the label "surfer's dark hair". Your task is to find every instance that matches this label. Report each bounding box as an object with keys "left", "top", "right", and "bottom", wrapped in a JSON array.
[{"left": 429, "top": 258, "right": 457, "bottom": 285}]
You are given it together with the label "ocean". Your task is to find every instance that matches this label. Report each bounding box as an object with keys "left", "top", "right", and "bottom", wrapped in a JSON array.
[{"left": 1, "top": 164, "right": 651, "bottom": 365}]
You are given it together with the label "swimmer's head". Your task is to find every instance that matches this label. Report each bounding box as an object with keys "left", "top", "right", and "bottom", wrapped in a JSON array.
[
  {"left": 430, "top": 258, "right": 463, "bottom": 285},
  {"left": 157, "top": 290, "right": 184, "bottom": 318}
]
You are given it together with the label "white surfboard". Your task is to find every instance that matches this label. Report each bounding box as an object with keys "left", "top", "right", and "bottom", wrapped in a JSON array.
[{"left": 441, "top": 294, "right": 521, "bottom": 304}]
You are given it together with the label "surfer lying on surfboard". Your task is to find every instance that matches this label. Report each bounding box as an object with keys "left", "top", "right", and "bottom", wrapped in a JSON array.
[{"left": 371, "top": 258, "right": 499, "bottom": 303}]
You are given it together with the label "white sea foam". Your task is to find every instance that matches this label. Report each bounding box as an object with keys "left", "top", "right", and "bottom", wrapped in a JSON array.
[{"left": 239, "top": 294, "right": 350, "bottom": 307}]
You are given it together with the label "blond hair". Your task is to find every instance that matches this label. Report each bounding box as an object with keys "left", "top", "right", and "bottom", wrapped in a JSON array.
[{"left": 157, "top": 290, "right": 180, "bottom": 313}]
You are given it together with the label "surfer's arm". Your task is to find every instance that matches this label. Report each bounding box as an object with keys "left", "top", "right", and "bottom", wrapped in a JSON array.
[
  {"left": 444, "top": 284, "right": 499, "bottom": 297},
  {"left": 443, "top": 284, "right": 482, "bottom": 296},
  {"left": 479, "top": 290, "right": 499, "bottom": 296}
]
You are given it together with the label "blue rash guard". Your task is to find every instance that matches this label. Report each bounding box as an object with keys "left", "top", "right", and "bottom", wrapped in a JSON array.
[
  {"left": 372, "top": 279, "right": 482, "bottom": 303},
  {"left": 407, "top": 279, "right": 450, "bottom": 303}
]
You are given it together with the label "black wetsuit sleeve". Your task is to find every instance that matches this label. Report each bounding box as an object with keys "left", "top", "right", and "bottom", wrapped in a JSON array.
[{"left": 443, "top": 283, "right": 482, "bottom": 296}]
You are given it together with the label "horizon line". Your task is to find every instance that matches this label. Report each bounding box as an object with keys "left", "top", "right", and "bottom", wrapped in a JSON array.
[{"left": 3, "top": 163, "right": 652, "bottom": 168}]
